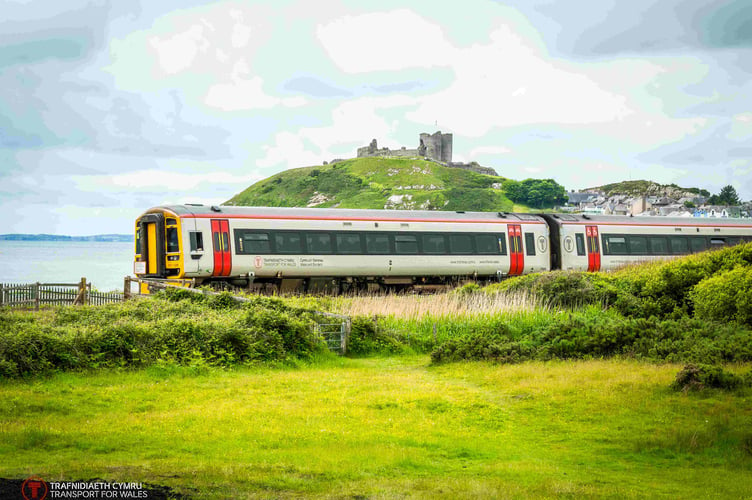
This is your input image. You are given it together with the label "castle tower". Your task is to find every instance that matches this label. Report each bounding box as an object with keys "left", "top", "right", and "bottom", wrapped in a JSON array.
[{"left": 419, "top": 131, "right": 452, "bottom": 163}]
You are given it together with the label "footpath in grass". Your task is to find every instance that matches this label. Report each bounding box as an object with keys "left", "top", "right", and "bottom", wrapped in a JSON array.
[{"left": 1, "top": 356, "right": 751, "bottom": 499}]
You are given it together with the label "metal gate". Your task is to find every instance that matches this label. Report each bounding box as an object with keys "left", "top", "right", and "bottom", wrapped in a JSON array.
[{"left": 314, "top": 319, "right": 350, "bottom": 354}]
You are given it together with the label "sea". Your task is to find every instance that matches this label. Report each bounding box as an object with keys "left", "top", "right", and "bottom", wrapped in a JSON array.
[{"left": 0, "top": 240, "right": 134, "bottom": 292}]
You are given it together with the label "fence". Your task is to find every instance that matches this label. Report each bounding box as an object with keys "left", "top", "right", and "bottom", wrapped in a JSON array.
[{"left": 0, "top": 278, "right": 124, "bottom": 309}]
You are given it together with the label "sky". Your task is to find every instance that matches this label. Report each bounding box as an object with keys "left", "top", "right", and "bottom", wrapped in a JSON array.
[{"left": 2, "top": 0, "right": 752, "bottom": 235}]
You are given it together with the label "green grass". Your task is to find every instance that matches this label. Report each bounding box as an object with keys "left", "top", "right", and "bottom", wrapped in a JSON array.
[{"left": 1, "top": 357, "right": 751, "bottom": 498}]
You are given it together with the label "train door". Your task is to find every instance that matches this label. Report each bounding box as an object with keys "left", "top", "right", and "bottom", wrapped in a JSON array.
[
  {"left": 135, "top": 213, "right": 166, "bottom": 278},
  {"left": 508, "top": 224, "right": 524, "bottom": 276},
  {"left": 211, "top": 219, "right": 232, "bottom": 277},
  {"left": 585, "top": 225, "right": 601, "bottom": 272}
]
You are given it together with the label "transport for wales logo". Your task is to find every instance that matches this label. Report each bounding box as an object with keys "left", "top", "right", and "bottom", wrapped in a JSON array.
[{"left": 22, "top": 477, "right": 48, "bottom": 500}]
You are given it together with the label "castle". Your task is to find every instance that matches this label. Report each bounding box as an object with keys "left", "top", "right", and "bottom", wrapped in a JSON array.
[{"left": 354, "top": 131, "right": 497, "bottom": 176}]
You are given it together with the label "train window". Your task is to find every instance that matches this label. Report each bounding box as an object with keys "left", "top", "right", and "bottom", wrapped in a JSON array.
[
  {"left": 166, "top": 227, "right": 179, "bottom": 253},
  {"left": 166, "top": 218, "right": 177, "bottom": 226},
  {"left": 366, "top": 233, "right": 390, "bottom": 254},
  {"left": 189, "top": 231, "right": 204, "bottom": 252},
  {"left": 306, "top": 233, "right": 332, "bottom": 254},
  {"left": 710, "top": 238, "right": 726, "bottom": 247},
  {"left": 135, "top": 227, "right": 142, "bottom": 255},
  {"left": 476, "top": 234, "right": 503, "bottom": 255},
  {"left": 422, "top": 234, "right": 446, "bottom": 254},
  {"left": 689, "top": 237, "right": 707, "bottom": 253},
  {"left": 274, "top": 232, "right": 302, "bottom": 254},
  {"left": 727, "top": 237, "right": 741, "bottom": 246},
  {"left": 628, "top": 236, "right": 648, "bottom": 255},
  {"left": 603, "top": 235, "right": 627, "bottom": 255},
  {"left": 669, "top": 236, "right": 688, "bottom": 255},
  {"left": 395, "top": 235, "right": 418, "bottom": 254},
  {"left": 649, "top": 237, "right": 669, "bottom": 255},
  {"left": 336, "top": 233, "right": 362, "bottom": 254},
  {"left": 239, "top": 232, "right": 270, "bottom": 254},
  {"left": 524, "top": 233, "right": 536, "bottom": 256},
  {"left": 449, "top": 234, "right": 473, "bottom": 254},
  {"left": 575, "top": 234, "right": 586, "bottom": 256}
]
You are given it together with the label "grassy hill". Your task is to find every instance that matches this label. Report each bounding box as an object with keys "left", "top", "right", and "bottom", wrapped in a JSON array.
[
  {"left": 584, "top": 179, "right": 710, "bottom": 198},
  {"left": 225, "top": 157, "right": 529, "bottom": 212}
]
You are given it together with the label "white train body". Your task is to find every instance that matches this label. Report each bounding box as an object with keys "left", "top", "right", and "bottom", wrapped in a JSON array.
[{"left": 133, "top": 205, "right": 752, "bottom": 292}]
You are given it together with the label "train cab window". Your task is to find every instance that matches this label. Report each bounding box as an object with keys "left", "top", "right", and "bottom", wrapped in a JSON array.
[
  {"left": 669, "top": 236, "right": 688, "bottom": 255},
  {"left": 449, "top": 234, "right": 473, "bottom": 254},
  {"left": 649, "top": 236, "right": 669, "bottom": 255},
  {"left": 274, "top": 232, "right": 302, "bottom": 254},
  {"left": 238, "top": 232, "right": 270, "bottom": 254},
  {"left": 166, "top": 227, "right": 179, "bottom": 253},
  {"left": 306, "top": 233, "right": 332, "bottom": 254},
  {"left": 422, "top": 234, "right": 446, "bottom": 254},
  {"left": 603, "top": 235, "right": 627, "bottom": 255},
  {"left": 135, "top": 227, "right": 142, "bottom": 255},
  {"left": 336, "top": 233, "right": 362, "bottom": 254},
  {"left": 575, "top": 234, "right": 586, "bottom": 256},
  {"left": 628, "top": 236, "right": 648, "bottom": 255},
  {"left": 690, "top": 237, "right": 707, "bottom": 253},
  {"left": 524, "top": 233, "right": 536, "bottom": 256},
  {"left": 476, "top": 234, "right": 505, "bottom": 255},
  {"left": 395, "top": 235, "right": 418, "bottom": 254},
  {"left": 365, "top": 233, "right": 390, "bottom": 254},
  {"left": 189, "top": 231, "right": 204, "bottom": 252}
]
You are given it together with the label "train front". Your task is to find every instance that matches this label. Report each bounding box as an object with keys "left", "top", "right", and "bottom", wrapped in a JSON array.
[{"left": 133, "top": 206, "right": 188, "bottom": 290}]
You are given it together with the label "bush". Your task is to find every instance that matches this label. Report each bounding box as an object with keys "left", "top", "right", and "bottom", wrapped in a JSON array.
[
  {"left": 0, "top": 292, "right": 323, "bottom": 378},
  {"left": 691, "top": 267, "right": 752, "bottom": 327},
  {"left": 347, "top": 317, "right": 406, "bottom": 356},
  {"left": 429, "top": 308, "right": 752, "bottom": 365},
  {"left": 671, "top": 364, "right": 749, "bottom": 391}
]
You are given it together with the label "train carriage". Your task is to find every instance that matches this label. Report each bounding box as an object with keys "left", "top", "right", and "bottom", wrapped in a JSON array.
[
  {"left": 134, "top": 205, "right": 550, "bottom": 292},
  {"left": 546, "top": 214, "right": 752, "bottom": 272}
]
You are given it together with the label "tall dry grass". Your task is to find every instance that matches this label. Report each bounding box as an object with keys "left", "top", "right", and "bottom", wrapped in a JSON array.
[{"left": 335, "top": 290, "right": 548, "bottom": 320}]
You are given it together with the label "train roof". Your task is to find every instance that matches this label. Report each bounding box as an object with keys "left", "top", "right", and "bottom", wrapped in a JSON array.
[
  {"left": 546, "top": 213, "right": 752, "bottom": 227},
  {"left": 144, "top": 205, "right": 548, "bottom": 223},
  {"left": 140, "top": 205, "right": 752, "bottom": 227}
]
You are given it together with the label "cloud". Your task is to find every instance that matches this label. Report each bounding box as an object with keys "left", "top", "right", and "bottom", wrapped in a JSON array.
[
  {"left": 317, "top": 9, "right": 453, "bottom": 73},
  {"left": 74, "top": 170, "right": 263, "bottom": 192},
  {"left": 282, "top": 76, "right": 352, "bottom": 98},
  {"left": 470, "top": 145, "right": 512, "bottom": 157}
]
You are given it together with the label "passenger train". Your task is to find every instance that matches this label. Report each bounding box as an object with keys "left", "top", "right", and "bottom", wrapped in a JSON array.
[{"left": 134, "top": 204, "right": 752, "bottom": 293}]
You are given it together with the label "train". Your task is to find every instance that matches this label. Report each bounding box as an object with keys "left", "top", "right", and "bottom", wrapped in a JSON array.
[{"left": 134, "top": 204, "right": 752, "bottom": 293}]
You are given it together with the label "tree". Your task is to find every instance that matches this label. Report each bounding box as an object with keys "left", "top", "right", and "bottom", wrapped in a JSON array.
[
  {"left": 708, "top": 185, "right": 741, "bottom": 205},
  {"left": 718, "top": 185, "right": 741, "bottom": 205}
]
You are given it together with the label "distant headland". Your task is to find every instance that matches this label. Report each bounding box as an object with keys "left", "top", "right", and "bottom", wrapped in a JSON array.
[{"left": 0, "top": 234, "right": 132, "bottom": 242}]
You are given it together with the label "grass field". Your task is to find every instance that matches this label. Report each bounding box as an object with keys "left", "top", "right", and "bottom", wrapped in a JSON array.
[{"left": 2, "top": 356, "right": 751, "bottom": 499}]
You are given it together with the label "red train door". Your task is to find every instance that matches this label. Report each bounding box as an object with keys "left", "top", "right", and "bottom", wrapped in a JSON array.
[
  {"left": 585, "top": 225, "right": 601, "bottom": 272},
  {"left": 211, "top": 219, "right": 232, "bottom": 277},
  {"left": 508, "top": 224, "right": 524, "bottom": 276}
]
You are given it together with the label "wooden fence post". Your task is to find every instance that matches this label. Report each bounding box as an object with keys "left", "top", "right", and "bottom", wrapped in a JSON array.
[
  {"left": 82, "top": 277, "right": 88, "bottom": 305},
  {"left": 35, "top": 282, "right": 40, "bottom": 311},
  {"left": 0, "top": 284, "right": 4, "bottom": 307},
  {"left": 124, "top": 276, "right": 131, "bottom": 300}
]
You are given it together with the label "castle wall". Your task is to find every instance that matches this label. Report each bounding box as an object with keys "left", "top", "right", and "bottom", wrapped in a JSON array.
[{"left": 357, "top": 131, "right": 453, "bottom": 162}]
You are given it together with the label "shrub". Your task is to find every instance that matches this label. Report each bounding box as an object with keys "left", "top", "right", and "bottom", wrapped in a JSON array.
[
  {"left": 691, "top": 267, "right": 752, "bottom": 327},
  {"left": 671, "top": 364, "right": 749, "bottom": 391},
  {"left": 0, "top": 293, "right": 323, "bottom": 378},
  {"left": 347, "top": 317, "right": 406, "bottom": 356}
]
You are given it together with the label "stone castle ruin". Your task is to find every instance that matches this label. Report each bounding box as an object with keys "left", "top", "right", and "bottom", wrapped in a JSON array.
[{"left": 354, "top": 131, "right": 497, "bottom": 176}]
